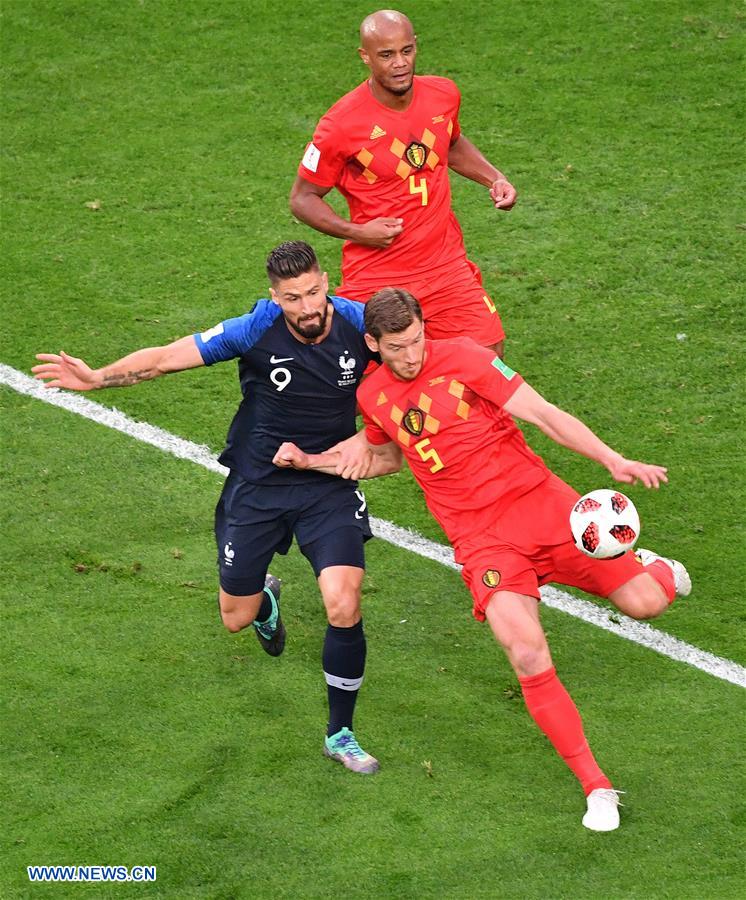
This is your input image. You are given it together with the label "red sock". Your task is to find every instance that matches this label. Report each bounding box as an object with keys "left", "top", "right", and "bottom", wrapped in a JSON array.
[
  {"left": 519, "top": 667, "right": 611, "bottom": 795},
  {"left": 644, "top": 559, "right": 676, "bottom": 604}
]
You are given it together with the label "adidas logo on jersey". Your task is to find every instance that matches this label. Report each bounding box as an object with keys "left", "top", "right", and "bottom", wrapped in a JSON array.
[{"left": 369, "top": 125, "right": 386, "bottom": 140}]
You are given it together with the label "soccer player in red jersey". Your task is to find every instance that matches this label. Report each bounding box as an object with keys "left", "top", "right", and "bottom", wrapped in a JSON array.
[
  {"left": 290, "top": 9, "right": 516, "bottom": 355},
  {"left": 273, "top": 288, "right": 692, "bottom": 831}
]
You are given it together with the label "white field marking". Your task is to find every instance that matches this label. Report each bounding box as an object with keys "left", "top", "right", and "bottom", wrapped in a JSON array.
[{"left": 3, "top": 362, "right": 745, "bottom": 690}]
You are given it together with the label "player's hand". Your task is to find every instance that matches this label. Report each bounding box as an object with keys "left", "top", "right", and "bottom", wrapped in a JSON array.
[
  {"left": 607, "top": 457, "right": 668, "bottom": 489},
  {"left": 273, "top": 442, "right": 309, "bottom": 470},
  {"left": 355, "top": 217, "right": 404, "bottom": 249},
  {"left": 489, "top": 179, "right": 517, "bottom": 210},
  {"left": 326, "top": 436, "right": 372, "bottom": 480},
  {"left": 32, "top": 351, "right": 98, "bottom": 390}
]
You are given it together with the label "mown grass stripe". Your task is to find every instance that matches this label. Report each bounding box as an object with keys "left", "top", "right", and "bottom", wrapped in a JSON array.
[{"left": 3, "top": 361, "right": 744, "bottom": 689}]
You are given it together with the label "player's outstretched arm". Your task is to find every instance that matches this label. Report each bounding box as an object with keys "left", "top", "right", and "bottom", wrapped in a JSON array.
[
  {"left": 503, "top": 383, "right": 668, "bottom": 488},
  {"left": 364, "top": 440, "right": 404, "bottom": 478},
  {"left": 325, "top": 430, "right": 374, "bottom": 480},
  {"left": 272, "top": 436, "right": 403, "bottom": 479},
  {"left": 448, "top": 135, "right": 517, "bottom": 210},
  {"left": 274, "top": 432, "right": 373, "bottom": 479},
  {"left": 273, "top": 441, "right": 346, "bottom": 476},
  {"left": 289, "top": 176, "right": 403, "bottom": 249},
  {"left": 32, "top": 336, "right": 205, "bottom": 391},
  {"left": 320, "top": 433, "right": 404, "bottom": 479}
]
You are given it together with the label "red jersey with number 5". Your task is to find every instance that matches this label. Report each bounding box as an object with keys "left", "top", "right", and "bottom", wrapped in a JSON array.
[
  {"left": 298, "top": 76, "right": 469, "bottom": 288},
  {"left": 358, "top": 339, "right": 550, "bottom": 544}
]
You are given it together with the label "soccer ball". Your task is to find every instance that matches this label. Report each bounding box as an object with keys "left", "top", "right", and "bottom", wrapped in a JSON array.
[{"left": 569, "top": 489, "right": 640, "bottom": 559}]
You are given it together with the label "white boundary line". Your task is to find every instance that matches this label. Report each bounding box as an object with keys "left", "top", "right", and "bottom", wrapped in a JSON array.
[{"left": 3, "top": 362, "right": 745, "bottom": 690}]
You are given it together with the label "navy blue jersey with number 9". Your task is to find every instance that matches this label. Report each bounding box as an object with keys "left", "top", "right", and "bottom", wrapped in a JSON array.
[{"left": 194, "top": 296, "right": 375, "bottom": 484}]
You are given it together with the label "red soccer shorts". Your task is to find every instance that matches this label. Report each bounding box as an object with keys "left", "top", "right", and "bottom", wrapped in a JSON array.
[
  {"left": 338, "top": 258, "right": 505, "bottom": 349},
  {"left": 457, "top": 473, "right": 645, "bottom": 621}
]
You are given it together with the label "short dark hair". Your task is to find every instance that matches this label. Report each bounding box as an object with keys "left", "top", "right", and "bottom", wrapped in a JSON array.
[
  {"left": 364, "top": 287, "right": 423, "bottom": 339},
  {"left": 266, "top": 241, "right": 319, "bottom": 284}
]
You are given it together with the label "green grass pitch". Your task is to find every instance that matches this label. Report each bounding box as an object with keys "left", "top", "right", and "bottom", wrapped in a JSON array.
[{"left": 2, "top": 1, "right": 745, "bottom": 898}]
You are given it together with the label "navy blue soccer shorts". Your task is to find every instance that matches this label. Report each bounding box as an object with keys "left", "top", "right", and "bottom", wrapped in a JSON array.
[{"left": 214, "top": 471, "right": 373, "bottom": 596}]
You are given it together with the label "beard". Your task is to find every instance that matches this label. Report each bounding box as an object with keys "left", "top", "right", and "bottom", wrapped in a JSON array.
[
  {"left": 288, "top": 306, "right": 328, "bottom": 340},
  {"left": 387, "top": 75, "right": 413, "bottom": 95}
]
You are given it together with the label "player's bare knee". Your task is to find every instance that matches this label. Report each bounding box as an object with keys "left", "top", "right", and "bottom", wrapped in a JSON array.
[
  {"left": 218, "top": 591, "right": 258, "bottom": 633},
  {"left": 628, "top": 595, "right": 668, "bottom": 621},
  {"left": 504, "top": 640, "right": 551, "bottom": 677},
  {"left": 219, "top": 604, "right": 247, "bottom": 632},
  {"left": 326, "top": 603, "right": 362, "bottom": 628},
  {"left": 324, "top": 593, "right": 362, "bottom": 627},
  {"left": 221, "top": 614, "right": 245, "bottom": 633},
  {"left": 615, "top": 581, "right": 669, "bottom": 620}
]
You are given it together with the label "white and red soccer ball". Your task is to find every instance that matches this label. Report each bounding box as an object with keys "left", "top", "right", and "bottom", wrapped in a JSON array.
[{"left": 569, "top": 489, "right": 640, "bottom": 559}]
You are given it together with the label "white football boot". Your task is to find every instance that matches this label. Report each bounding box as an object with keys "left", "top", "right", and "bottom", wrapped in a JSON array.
[
  {"left": 636, "top": 549, "right": 692, "bottom": 597},
  {"left": 582, "top": 788, "right": 624, "bottom": 832}
]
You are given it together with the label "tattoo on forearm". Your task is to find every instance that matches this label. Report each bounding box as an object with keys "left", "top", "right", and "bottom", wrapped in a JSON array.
[{"left": 102, "top": 368, "right": 153, "bottom": 386}]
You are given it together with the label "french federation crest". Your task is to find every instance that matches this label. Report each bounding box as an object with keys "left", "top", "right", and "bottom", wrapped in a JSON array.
[
  {"left": 337, "top": 352, "right": 357, "bottom": 387},
  {"left": 403, "top": 407, "right": 424, "bottom": 436},
  {"left": 405, "top": 141, "right": 427, "bottom": 169}
]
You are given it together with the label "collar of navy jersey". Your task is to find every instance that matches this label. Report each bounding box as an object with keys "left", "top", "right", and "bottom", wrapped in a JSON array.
[{"left": 259, "top": 295, "right": 366, "bottom": 358}]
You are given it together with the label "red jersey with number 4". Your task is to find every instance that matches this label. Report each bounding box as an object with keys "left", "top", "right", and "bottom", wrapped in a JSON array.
[
  {"left": 298, "top": 76, "right": 469, "bottom": 288},
  {"left": 358, "top": 339, "right": 550, "bottom": 544}
]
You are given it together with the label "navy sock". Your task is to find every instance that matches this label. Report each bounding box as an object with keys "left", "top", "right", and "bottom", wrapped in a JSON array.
[
  {"left": 322, "top": 620, "right": 366, "bottom": 737},
  {"left": 254, "top": 585, "right": 273, "bottom": 623}
]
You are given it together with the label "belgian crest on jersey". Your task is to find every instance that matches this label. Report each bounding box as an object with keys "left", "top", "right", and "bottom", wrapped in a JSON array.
[
  {"left": 403, "top": 407, "right": 424, "bottom": 436},
  {"left": 405, "top": 141, "right": 427, "bottom": 169}
]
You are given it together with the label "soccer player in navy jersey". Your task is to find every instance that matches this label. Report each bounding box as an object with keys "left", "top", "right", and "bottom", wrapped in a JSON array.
[{"left": 33, "top": 242, "right": 380, "bottom": 774}]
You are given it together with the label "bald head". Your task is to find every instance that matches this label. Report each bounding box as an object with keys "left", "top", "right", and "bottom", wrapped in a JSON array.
[
  {"left": 360, "top": 10, "right": 414, "bottom": 47},
  {"left": 358, "top": 9, "right": 417, "bottom": 105}
]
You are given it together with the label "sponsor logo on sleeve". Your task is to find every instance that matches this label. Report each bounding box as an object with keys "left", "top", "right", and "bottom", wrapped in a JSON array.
[{"left": 302, "top": 142, "right": 321, "bottom": 173}]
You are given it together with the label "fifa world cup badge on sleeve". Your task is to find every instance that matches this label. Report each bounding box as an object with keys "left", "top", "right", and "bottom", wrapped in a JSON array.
[
  {"left": 302, "top": 142, "right": 321, "bottom": 173},
  {"left": 491, "top": 357, "right": 516, "bottom": 380}
]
